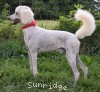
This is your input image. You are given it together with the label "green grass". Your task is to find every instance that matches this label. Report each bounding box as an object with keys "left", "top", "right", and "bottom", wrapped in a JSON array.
[
  {"left": 37, "top": 20, "right": 59, "bottom": 29},
  {"left": 0, "top": 54, "right": 100, "bottom": 92}
]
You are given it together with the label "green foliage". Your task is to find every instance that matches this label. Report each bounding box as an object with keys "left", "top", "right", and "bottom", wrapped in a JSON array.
[
  {"left": 0, "top": 55, "right": 100, "bottom": 91},
  {"left": 74, "top": 4, "right": 84, "bottom": 9},
  {"left": 32, "top": 0, "right": 69, "bottom": 19},
  {"left": 59, "top": 16, "right": 81, "bottom": 33},
  {"left": 0, "top": 21, "right": 13, "bottom": 41},
  {"left": 37, "top": 20, "right": 59, "bottom": 29},
  {"left": 93, "top": 11, "right": 100, "bottom": 20},
  {"left": 0, "top": 3, "right": 10, "bottom": 20},
  {"left": 0, "top": 40, "right": 26, "bottom": 58},
  {"left": 0, "top": 0, "right": 100, "bottom": 20},
  {"left": 66, "top": 4, "right": 84, "bottom": 18},
  {"left": 0, "top": 20, "right": 23, "bottom": 42},
  {"left": 80, "top": 20, "right": 100, "bottom": 55}
]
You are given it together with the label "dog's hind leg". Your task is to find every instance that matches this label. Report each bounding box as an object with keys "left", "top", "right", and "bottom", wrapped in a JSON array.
[
  {"left": 26, "top": 45, "right": 33, "bottom": 71},
  {"left": 66, "top": 51, "right": 80, "bottom": 83},
  {"left": 76, "top": 54, "right": 88, "bottom": 78}
]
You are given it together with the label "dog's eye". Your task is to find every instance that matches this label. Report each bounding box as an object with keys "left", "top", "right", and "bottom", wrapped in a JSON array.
[{"left": 16, "top": 12, "right": 18, "bottom": 15}]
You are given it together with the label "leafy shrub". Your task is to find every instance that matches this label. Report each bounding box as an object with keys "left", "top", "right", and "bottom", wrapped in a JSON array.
[
  {"left": 0, "top": 40, "right": 27, "bottom": 58},
  {"left": 59, "top": 16, "right": 100, "bottom": 55},
  {"left": 0, "top": 21, "right": 12, "bottom": 40},
  {"left": 0, "top": 3, "right": 10, "bottom": 20},
  {"left": 93, "top": 11, "right": 100, "bottom": 20},
  {"left": 0, "top": 20, "right": 23, "bottom": 42},
  {"left": 59, "top": 16, "right": 81, "bottom": 33},
  {"left": 80, "top": 20, "right": 100, "bottom": 55}
]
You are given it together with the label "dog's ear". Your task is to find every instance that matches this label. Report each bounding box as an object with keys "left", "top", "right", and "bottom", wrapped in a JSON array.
[{"left": 20, "top": 10, "right": 34, "bottom": 24}]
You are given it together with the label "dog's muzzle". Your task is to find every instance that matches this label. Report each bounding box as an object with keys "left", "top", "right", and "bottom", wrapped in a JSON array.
[{"left": 7, "top": 16, "right": 20, "bottom": 25}]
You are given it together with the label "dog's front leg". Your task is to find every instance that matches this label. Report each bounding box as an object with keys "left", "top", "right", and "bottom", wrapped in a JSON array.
[
  {"left": 30, "top": 51, "right": 38, "bottom": 76},
  {"left": 25, "top": 45, "right": 33, "bottom": 71},
  {"left": 28, "top": 51, "right": 32, "bottom": 71}
]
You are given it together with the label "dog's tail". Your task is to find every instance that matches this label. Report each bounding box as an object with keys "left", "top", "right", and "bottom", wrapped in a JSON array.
[{"left": 75, "top": 9, "right": 96, "bottom": 39}]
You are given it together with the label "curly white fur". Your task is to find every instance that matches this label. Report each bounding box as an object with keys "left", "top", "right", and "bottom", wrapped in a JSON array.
[{"left": 75, "top": 9, "right": 96, "bottom": 39}]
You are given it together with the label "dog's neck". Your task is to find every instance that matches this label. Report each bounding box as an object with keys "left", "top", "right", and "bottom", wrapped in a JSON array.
[{"left": 23, "top": 20, "right": 36, "bottom": 29}]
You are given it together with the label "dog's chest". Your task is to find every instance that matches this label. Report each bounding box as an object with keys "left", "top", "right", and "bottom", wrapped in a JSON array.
[{"left": 23, "top": 29, "right": 34, "bottom": 45}]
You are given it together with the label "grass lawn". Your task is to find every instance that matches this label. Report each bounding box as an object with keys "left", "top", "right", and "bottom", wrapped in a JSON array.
[
  {"left": 0, "top": 53, "right": 100, "bottom": 92},
  {"left": 37, "top": 20, "right": 59, "bottom": 29}
]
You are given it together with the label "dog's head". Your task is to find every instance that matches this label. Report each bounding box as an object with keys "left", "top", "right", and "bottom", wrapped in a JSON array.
[{"left": 8, "top": 6, "right": 34, "bottom": 25}]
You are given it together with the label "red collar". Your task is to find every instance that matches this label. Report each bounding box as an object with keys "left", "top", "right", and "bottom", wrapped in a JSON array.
[{"left": 23, "top": 20, "right": 36, "bottom": 29}]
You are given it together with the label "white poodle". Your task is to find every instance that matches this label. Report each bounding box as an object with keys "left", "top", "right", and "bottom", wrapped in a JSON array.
[{"left": 8, "top": 6, "right": 96, "bottom": 82}]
